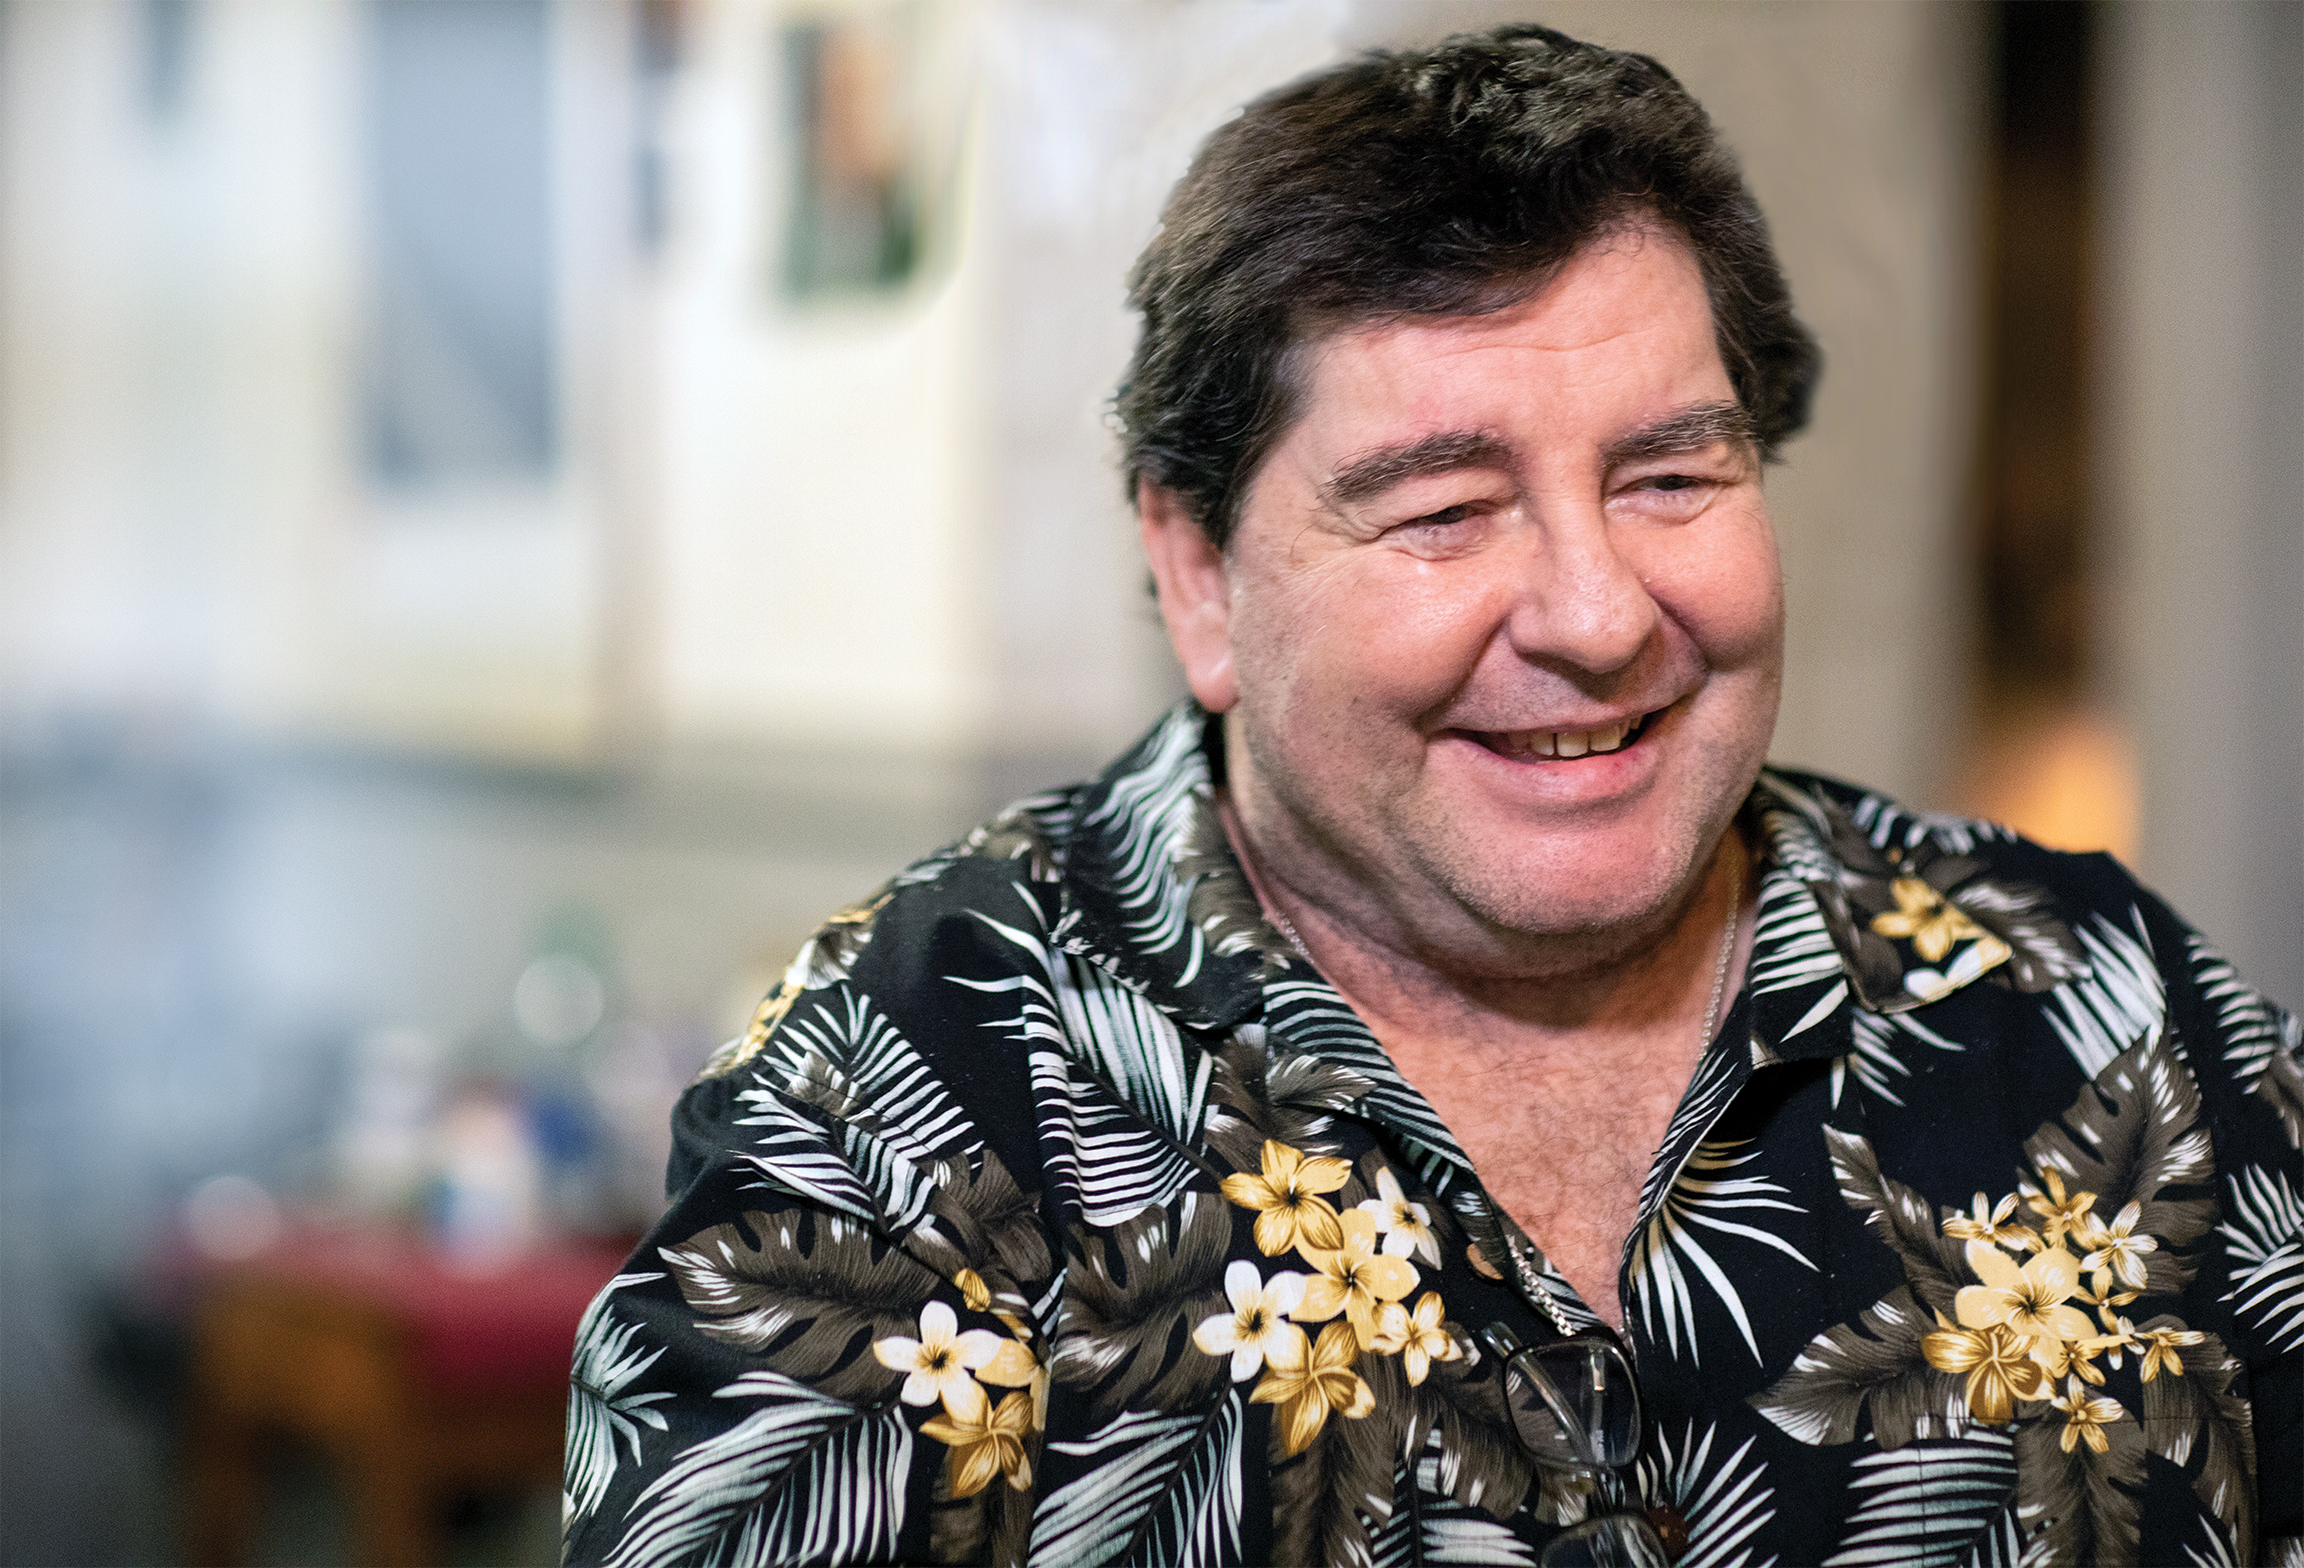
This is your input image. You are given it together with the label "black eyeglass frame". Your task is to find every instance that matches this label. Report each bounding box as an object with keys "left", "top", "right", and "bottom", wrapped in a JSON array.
[{"left": 1481, "top": 1322, "right": 1673, "bottom": 1567}]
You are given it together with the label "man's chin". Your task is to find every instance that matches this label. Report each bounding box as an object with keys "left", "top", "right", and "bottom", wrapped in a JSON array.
[{"left": 1412, "top": 831, "right": 1722, "bottom": 975}]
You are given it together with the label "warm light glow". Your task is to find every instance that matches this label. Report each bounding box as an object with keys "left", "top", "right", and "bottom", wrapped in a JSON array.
[{"left": 1946, "top": 701, "right": 2139, "bottom": 864}]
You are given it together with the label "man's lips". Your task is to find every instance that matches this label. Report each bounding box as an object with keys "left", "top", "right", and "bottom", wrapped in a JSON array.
[{"left": 1458, "top": 707, "right": 1665, "bottom": 761}]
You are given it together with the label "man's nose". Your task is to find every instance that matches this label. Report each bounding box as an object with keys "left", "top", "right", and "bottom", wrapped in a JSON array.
[{"left": 1501, "top": 507, "right": 1660, "bottom": 674}]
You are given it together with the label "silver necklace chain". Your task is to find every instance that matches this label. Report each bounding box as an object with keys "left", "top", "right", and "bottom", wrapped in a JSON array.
[{"left": 1268, "top": 853, "right": 1745, "bottom": 1336}]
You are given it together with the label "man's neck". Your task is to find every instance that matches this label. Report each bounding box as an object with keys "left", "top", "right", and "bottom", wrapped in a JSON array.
[{"left": 1221, "top": 794, "right": 1757, "bottom": 1326}]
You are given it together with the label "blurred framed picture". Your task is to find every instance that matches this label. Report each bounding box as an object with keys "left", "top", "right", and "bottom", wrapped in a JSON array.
[{"left": 778, "top": 8, "right": 925, "bottom": 300}]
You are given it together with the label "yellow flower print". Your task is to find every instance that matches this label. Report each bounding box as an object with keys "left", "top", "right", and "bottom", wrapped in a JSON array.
[
  {"left": 2138, "top": 1325, "right": 2206, "bottom": 1383},
  {"left": 2061, "top": 1339, "right": 2108, "bottom": 1386},
  {"left": 1942, "top": 1192, "right": 2040, "bottom": 1252},
  {"left": 1222, "top": 1139, "right": 1350, "bottom": 1257},
  {"left": 2083, "top": 1310, "right": 2141, "bottom": 1373},
  {"left": 953, "top": 1268, "right": 992, "bottom": 1313},
  {"left": 976, "top": 1316, "right": 1047, "bottom": 1432},
  {"left": 2077, "top": 1200, "right": 2158, "bottom": 1293},
  {"left": 1294, "top": 1208, "right": 1419, "bottom": 1349},
  {"left": 1922, "top": 1315, "right": 2048, "bottom": 1424},
  {"left": 920, "top": 1389, "right": 1035, "bottom": 1496},
  {"left": 1355, "top": 1167, "right": 1442, "bottom": 1265},
  {"left": 2019, "top": 1169, "right": 2099, "bottom": 1251},
  {"left": 1250, "top": 1320, "right": 1375, "bottom": 1457},
  {"left": 1870, "top": 877, "right": 1988, "bottom": 962},
  {"left": 1370, "top": 1291, "right": 1461, "bottom": 1387},
  {"left": 872, "top": 1300, "right": 1006, "bottom": 1418},
  {"left": 1193, "top": 1260, "right": 1309, "bottom": 1382},
  {"left": 1955, "top": 1243, "right": 2095, "bottom": 1346},
  {"left": 2047, "top": 1375, "right": 2127, "bottom": 1454}
]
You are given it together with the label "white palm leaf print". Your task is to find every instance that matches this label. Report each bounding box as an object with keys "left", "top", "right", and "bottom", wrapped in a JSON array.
[
  {"left": 1849, "top": 790, "right": 2012, "bottom": 858},
  {"left": 961, "top": 900, "right": 1210, "bottom": 1149},
  {"left": 734, "top": 989, "right": 977, "bottom": 1236},
  {"left": 2044, "top": 909, "right": 2164, "bottom": 1077},
  {"left": 1817, "top": 1429, "right": 2017, "bottom": 1568},
  {"left": 605, "top": 1369, "right": 910, "bottom": 1568},
  {"left": 1028, "top": 1393, "right": 1244, "bottom": 1567},
  {"left": 1262, "top": 979, "right": 1467, "bottom": 1175},
  {"left": 1032, "top": 1051, "right": 1204, "bottom": 1226},
  {"left": 1747, "top": 868, "right": 1849, "bottom": 1043},
  {"left": 1752, "top": 774, "right": 1844, "bottom": 884},
  {"left": 1636, "top": 1046, "right": 1747, "bottom": 1220},
  {"left": 1630, "top": 1141, "right": 1816, "bottom": 1365},
  {"left": 1748, "top": 869, "right": 1844, "bottom": 997},
  {"left": 2192, "top": 935, "right": 2300, "bottom": 1097},
  {"left": 2220, "top": 1164, "right": 2304, "bottom": 1350},
  {"left": 563, "top": 1273, "right": 672, "bottom": 1527},
  {"left": 1837, "top": 1009, "right": 1964, "bottom": 1108},
  {"left": 1081, "top": 707, "right": 1211, "bottom": 971},
  {"left": 2179, "top": 1509, "right": 2241, "bottom": 1567},
  {"left": 729, "top": 1093, "right": 889, "bottom": 1229},
  {"left": 763, "top": 986, "right": 979, "bottom": 1170},
  {"left": 1416, "top": 1516, "right": 1540, "bottom": 1565},
  {"left": 1637, "top": 1420, "right": 1777, "bottom": 1568},
  {"left": 1364, "top": 1433, "right": 1538, "bottom": 1566}
]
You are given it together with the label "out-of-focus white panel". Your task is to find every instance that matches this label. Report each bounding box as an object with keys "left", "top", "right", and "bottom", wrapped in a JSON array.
[{"left": 651, "top": 0, "right": 996, "bottom": 754}]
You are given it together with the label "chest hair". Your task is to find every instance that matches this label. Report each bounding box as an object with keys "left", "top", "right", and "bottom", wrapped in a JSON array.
[{"left": 1413, "top": 1053, "right": 1692, "bottom": 1325}]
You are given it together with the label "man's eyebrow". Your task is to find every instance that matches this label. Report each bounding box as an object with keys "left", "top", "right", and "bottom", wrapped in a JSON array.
[
  {"left": 1602, "top": 402, "right": 1756, "bottom": 466},
  {"left": 1323, "top": 430, "right": 1514, "bottom": 507}
]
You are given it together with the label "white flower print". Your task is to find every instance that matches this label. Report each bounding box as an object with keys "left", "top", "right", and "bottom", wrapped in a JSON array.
[
  {"left": 1193, "top": 1259, "right": 1309, "bottom": 1382},
  {"left": 872, "top": 1299, "right": 1005, "bottom": 1417},
  {"left": 1354, "top": 1167, "right": 1441, "bottom": 1265}
]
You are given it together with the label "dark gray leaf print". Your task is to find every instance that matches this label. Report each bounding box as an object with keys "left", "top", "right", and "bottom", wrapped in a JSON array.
[
  {"left": 2011, "top": 1401, "right": 2144, "bottom": 1567},
  {"left": 1943, "top": 875, "right": 2086, "bottom": 993},
  {"left": 1751, "top": 1286, "right": 1964, "bottom": 1449},
  {"left": 1824, "top": 1128, "right": 1973, "bottom": 1316},
  {"left": 1202, "top": 1028, "right": 1371, "bottom": 1168},
  {"left": 661, "top": 1209, "right": 937, "bottom": 1399},
  {"left": 2136, "top": 1322, "right": 2255, "bottom": 1552},
  {"left": 2022, "top": 1033, "right": 2216, "bottom": 1294},
  {"left": 922, "top": 1146, "right": 1053, "bottom": 1294},
  {"left": 1404, "top": 1349, "right": 1537, "bottom": 1522},
  {"left": 1056, "top": 1192, "right": 1231, "bottom": 1417}
]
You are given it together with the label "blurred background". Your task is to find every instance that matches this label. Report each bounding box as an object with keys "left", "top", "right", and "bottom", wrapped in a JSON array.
[{"left": 0, "top": 0, "right": 2295, "bottom": 1562}]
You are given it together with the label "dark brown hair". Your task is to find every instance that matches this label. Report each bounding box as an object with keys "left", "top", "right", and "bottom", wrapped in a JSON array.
[{"left": 1116, "top": 23, "right": 1820, "bottom": 548}]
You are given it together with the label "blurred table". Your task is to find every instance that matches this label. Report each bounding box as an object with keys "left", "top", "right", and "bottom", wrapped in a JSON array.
[{"left": 183, "top": 1228, "right": 630, "bottom": 1567}]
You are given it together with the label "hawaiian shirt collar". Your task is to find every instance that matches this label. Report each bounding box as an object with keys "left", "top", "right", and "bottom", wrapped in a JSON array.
[{"left": 1053, "top": 703, "right": 2050, "bottom": 1075}]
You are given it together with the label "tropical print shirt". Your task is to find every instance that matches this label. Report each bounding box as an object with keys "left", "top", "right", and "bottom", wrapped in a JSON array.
[{"left": 563, "top": 703, "right": 2304, "bottom": 1568}]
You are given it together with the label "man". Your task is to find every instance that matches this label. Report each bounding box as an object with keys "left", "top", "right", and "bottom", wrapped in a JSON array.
[{"left": 564, "top": 26, "right": 2300, "bottom": 1567}]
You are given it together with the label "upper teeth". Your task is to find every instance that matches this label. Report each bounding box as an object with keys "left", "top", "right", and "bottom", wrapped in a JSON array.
[{"left": 1499, "top": 720, "right": 1634, "bottom": 759}]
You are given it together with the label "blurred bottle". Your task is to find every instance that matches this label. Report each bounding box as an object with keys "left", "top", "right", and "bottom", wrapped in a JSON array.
[
  {"left": 332, "top": 1025, "right": 446, "bottom": 1219},
  {"left": 428, "top": 1084, "right": 545, "bottom": 1273}
]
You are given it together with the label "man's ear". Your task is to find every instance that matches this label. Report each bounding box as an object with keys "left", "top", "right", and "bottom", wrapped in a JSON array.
[{"left": 1138, "top": 479, "right": 1238, "bottom": 713}]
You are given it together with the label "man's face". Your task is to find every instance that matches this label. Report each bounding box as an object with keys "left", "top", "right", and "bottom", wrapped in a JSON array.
[{"left": 1148, "top": 224, "right": 1784, "bottom": 970}]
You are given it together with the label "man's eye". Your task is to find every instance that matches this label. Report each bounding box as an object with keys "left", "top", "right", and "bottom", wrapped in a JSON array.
[
  {"left": 1642, "top": 474, "right": 1704, "bottom": 492},
  {"left": 1405, "top": 503, "right": 1475, "bottom": 527}
]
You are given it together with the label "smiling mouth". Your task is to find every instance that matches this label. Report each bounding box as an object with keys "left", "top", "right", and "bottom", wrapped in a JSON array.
[{"left": 1470, "top": 708, "right": 1662, "bottom": 761}]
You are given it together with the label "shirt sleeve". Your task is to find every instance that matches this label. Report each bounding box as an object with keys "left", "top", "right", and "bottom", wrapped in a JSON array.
[{"left": 561, "top": 981, "right": 1059, "bottom": 1567}]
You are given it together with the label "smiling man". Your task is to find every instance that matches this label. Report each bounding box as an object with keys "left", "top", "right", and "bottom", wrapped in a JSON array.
[{"left": 564, "top": 26, "right": 2301, "bottom": 1568}]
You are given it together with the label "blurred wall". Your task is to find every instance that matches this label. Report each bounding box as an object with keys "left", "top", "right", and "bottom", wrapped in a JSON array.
[{"left": 2100, "top": 2, "right": 2304, "bottom": 1007}]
